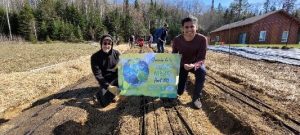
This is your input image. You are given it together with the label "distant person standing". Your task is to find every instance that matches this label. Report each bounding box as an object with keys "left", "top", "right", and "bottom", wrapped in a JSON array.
[
  {"left": 154, "top": 23, "right": 168, "bottom": 53},
  {"left": 115, "top": 35, "right": 120, "bottom": 45},
  {"left": 172, "top": 16, "right": 207, "bottom": 109},
  {"left": 148, "top": 34, "right": 153, "bottom": 48},
  {"left": 129, "top": 35, "right": 135, "bottom": 49}
]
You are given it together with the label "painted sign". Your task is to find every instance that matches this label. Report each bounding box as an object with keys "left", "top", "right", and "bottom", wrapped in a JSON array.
[{"left": 118, "top": 53, "right": 181, "bottom": 98}]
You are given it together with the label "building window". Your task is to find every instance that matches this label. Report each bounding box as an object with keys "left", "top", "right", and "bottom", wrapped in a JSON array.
[
  {"left": 216, "top": 36, "right": 220, "bottom": 42},
  {"left": 259, "top": 31, "right": 266, "bottom": 42},
  {"left": 281, "top": 31, "right": 289, "bottom": 43}
]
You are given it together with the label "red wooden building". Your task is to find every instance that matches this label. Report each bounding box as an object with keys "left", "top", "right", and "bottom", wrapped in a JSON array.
[{"left": 210, "top": 10, "right": 300, "bottom": 44}]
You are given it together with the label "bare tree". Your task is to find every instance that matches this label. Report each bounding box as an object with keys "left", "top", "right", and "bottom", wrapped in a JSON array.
[
  {"left": 282, "top": 0, "right": 297, "bottom": 13},
  {"left": 211, "top": 0, "right": 215, "bottom": 16},
  {"left": 264, "top": 0, "right": 270, "bottom": 13},
  {"left": 5, "top": 0, "right": 12, "bottom": 40}
]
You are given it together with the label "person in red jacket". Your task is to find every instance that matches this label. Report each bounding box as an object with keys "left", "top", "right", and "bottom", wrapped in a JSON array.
[{"left": 172, "top": 16, "right": 207, "bottom": 109}]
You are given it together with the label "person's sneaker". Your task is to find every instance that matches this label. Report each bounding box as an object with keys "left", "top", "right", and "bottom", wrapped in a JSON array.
[{"left": 193, "top": 98, "right": 202, "bottom": 109}]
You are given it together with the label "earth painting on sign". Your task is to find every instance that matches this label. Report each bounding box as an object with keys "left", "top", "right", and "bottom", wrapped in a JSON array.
[{"left": 123, "top": 59, "right": 149, "bottom": 87}]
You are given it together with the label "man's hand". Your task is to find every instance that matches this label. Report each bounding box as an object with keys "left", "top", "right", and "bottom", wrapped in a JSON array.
[
  {"left": 159, "top": 38, "right": 166, "bottom": 43},
  {"left": 107, "top": 85, "right": 120, "bottom": 96},
  {"left": 184, "top": 64, "right": 195, "bottom": 71},
  {"left": 194, "top": 61, "right": 204, "bottom": 70}
]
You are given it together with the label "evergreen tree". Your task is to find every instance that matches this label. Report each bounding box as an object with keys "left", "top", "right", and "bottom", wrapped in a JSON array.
[
  {"left": 65, "top": 4, "right": 83, "bottom": 27},
  {"left": 104, "top": 9, "right": 120, "bottom": 36},
  {"left": 9, "top": 12, "right": 20, "bottom": 35},
  {"left": 36, "top": 0, "right": 57, "bottom": 22},
  {"left": 75, "top": 25, "right": 83, "bottom": 41},
  {"left": 86, "top": 10, "right": 104, "bottom": 41},
  {"left": 55, "top": 0, "right": 65, "bottom": 19},
  {"left": 49, "top": 19, "right": 62, "bottom": 40},
  {"left": 39, "top": 21, "right": 48, "bottom": 40},
  {"left": 0, "top": 8, "right": 19, "bottom": 36},
  {"left": 18, "top": 2, "right": 36, "bottom": 42},
  {"left": 0, "top": 7, "right": 8, "bottom": 35},
  {"left": 35, "top": 0, "right": 58, "bottom": 41},
  {"left": 121, "top": 14, "right": 133, "bottom": 41}
]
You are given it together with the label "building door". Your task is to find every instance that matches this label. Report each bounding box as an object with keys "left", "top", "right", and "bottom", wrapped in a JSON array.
[{"left": 238, "top": 33, "right": 247, "bottom": 44}]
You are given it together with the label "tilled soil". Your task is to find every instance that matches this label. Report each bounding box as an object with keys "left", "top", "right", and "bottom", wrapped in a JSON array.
[
  {"left": 0, "top": 46, "right": 299, "bottom": 135},
  {"left": 204, "top": 51, "right": 299, "bottom": 133}
]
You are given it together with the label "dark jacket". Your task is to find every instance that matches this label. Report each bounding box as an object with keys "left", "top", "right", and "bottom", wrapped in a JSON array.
[
  {"left": 159, "top": 29, "right": 167, "bottom": 42},
  {"left": 91, "top": 49, "right": 120, "bottom": 89}
]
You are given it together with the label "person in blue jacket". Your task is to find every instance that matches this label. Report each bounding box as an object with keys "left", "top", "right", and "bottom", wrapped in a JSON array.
[{"left": 154, "top": 23, "right": 168, "bottom": 53}]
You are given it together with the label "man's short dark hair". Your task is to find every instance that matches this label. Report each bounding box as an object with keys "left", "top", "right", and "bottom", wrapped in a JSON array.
[{"left": 181, "top": 16, "right": 198, "bottom": 26}]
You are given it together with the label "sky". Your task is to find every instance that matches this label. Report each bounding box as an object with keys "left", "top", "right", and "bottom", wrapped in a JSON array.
[
  {"left": 202, "top": 0, "right": 300, "bottom": 8},
  {"left": 204, "top": 0, "right": 265, "bottom": 7},
  {"left": 114, "top": 0, "right": 300, "bottom": 11}
]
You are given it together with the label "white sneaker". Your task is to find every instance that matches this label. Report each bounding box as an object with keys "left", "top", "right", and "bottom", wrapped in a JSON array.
[{"left": 193, "top": 98, "right": 202, "bottom": 109}]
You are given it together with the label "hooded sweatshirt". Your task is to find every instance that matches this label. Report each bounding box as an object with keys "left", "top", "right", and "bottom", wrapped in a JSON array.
[{"left": 91, "top": 46, "right": 120, "bottom": 89}]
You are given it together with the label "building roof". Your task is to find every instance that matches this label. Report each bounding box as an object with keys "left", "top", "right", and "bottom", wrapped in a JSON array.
[{"left": 211, "top": 10, "right": 300, "bottom": 33}]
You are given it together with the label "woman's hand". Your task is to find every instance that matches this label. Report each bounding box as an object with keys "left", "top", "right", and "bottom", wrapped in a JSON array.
[
  {"left": 108, "top": 85, "right": 120, "bottom": 96},
  {"left": 184, "top": 64, "right": 195, "bottom": 71}
]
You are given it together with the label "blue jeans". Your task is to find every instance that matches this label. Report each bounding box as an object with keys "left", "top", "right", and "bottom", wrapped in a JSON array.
[
  {"left": 157, "top": 41, "right": 164, "bottom": 53},
  {"left": 177, "top": 64, "right": 206, "bottom": 101}
]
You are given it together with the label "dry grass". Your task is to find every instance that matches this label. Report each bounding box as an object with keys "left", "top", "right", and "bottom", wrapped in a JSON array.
[
  {"left": 0, "top": 42, "right": 99, "bottom": 73},
  {"left": 0, "top": 56, "right": 91, "bottom": 116},
  {"left": 0, "top": 43, "right": 130, "bottom": 118}
]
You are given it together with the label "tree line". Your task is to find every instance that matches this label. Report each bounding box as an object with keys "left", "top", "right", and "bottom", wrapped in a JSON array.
[{"left": 0, "top": 0, "right": 299, "bottom": 43}]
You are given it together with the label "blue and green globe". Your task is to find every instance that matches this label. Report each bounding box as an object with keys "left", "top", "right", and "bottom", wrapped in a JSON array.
[{"left": 123, "top": 59, "right": 149, "bottom": 86}]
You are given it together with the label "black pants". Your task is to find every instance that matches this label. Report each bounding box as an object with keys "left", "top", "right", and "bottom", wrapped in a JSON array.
[
  {"left": 95, "top": 80, "right": 118, "bottom": 107},
  {"left": 177, "top": 65, "right": 206, "bottom": 101},
  {"left": 157, "top": 41, "right": 164, "bottom": 53},
  {"left": 129, "top": 41, "right": 134, "bottom": 48}
]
